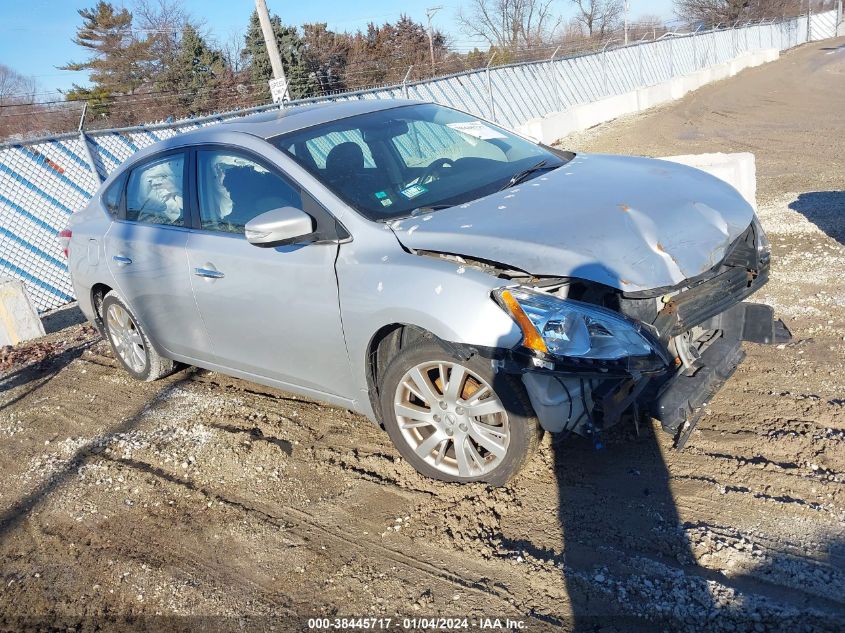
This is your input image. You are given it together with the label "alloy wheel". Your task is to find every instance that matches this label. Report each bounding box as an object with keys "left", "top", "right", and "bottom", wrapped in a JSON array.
[
  {"left": 106, "top": 303, "right": 147, "bottom": 374},
  {"left": 393, "top": 360, "right": 510, "bottom": 478}
]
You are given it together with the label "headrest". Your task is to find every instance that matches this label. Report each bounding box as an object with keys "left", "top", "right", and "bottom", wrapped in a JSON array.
[{"left": 325, "top": 141, "right": 365, "bottom": 176}]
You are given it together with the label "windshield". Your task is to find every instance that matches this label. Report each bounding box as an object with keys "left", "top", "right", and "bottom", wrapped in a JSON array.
[{"left": 271, "top": 103, "right": 570, "bottom": 221}]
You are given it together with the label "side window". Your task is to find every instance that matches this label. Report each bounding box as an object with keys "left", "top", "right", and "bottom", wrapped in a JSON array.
[
  {"left": 102, "top": 172, "right": 127, "bottom": 218},
  {"left": 304, "top": 130, "right": 376, "bottom": 169},
  {"left": 125, "top": 154, "right": 186, "bottom": 226},
  {"left": 197, "top": 150, "right": 302, "bottom": 234}
]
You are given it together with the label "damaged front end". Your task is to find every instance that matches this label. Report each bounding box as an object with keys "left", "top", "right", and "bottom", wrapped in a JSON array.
[{"left": 462, "top": 219, "right": 789, "bottom": 447}]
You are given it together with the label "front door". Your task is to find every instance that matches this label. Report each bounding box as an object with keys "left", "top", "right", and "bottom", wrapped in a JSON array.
[{"left": 185, "top": 148, "right": 354, "bottom": 400}]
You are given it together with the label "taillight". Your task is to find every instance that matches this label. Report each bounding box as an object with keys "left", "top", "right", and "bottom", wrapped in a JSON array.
[{"left": 59, "top": 228, "right": 72, "bottom": 258}]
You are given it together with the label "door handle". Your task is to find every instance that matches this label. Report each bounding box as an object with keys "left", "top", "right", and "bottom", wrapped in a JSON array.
[
  {"left": 113, "top": 255, "right": 132, "bottom": 265},
  {"left": 194, "top": 267, "right": 225, "bottom": 279}
]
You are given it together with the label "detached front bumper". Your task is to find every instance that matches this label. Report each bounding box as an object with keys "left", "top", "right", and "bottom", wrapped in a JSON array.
[
  {"left": 513, "top": 301, "right": 790, "bottom": 444},
  {"left": 648, "top": 301, "right": 790, "bottom": 446}
]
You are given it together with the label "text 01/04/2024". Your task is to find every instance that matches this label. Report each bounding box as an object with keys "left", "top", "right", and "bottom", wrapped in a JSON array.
[{"left": 306, "top": 617, "right": 527, "bottom": 630}]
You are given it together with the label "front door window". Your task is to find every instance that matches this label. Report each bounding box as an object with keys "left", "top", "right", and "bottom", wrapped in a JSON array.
[{"left": 196, "top": 150, "right": 302, "bottom": 233}]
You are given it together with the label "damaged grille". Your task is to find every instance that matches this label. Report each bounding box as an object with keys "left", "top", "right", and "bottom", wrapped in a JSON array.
[{"left": 663, "top": 263, "right": 768, "bottom": 335}]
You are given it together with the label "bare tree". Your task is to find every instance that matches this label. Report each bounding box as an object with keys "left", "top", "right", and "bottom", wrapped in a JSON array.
[
  {"left": 220, "top": 29, "right": 247, "bottom": 73},
  {"left": 628, "top": 14, "right": 668, "bottom": 40},
  {"left": 0, "top": 64, "right": 38, "bottom": 105},
  {"left": 673, "top": 0, "right": 805, "bottom": 25},
  {"left": 456, "top": 0, "right": 561, "bottom": 53},
  {"left": 0, "top": 65, "right": 81, "bottom": 140},
  {"left": 133, "top": 0, "right": 189, "bottom": 75},
  {"left": 569, "top": 0, "right": 624, "bottom": 39}
]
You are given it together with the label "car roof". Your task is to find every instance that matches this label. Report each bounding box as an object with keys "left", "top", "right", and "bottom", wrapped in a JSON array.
[
  {"left": 108, "top": 99, "right": 427, "bottom": 177},
  {"left": 196, "top": 98, "right": 423, "bottom": 141}
]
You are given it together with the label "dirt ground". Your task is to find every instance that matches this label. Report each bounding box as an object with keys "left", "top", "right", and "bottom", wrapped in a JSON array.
[{"left": 1, "top": 39, "right": 844, "bottom": 633}]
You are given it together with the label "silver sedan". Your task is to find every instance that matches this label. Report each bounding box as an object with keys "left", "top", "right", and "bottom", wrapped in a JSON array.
[{"left": 64, "top": 100, "right": 786, "bottom": 484}]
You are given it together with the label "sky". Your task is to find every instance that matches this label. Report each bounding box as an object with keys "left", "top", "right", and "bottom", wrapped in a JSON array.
[{"left": 0, "top": 0, "right": 677, "bottom": 100}]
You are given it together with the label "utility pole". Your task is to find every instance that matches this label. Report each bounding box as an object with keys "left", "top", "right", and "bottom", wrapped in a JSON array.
[
  {"left": 624, "top": 0, "right": 629, "bottom": 45},
  {"left": 426, "top": 6, "right": 443, "bottom": 78},
  {"left": 255, "top": 0, "right": 290, "bottom": 102},
  {"left": 806, "top": 0, "right": 812, "bottom": 42}
]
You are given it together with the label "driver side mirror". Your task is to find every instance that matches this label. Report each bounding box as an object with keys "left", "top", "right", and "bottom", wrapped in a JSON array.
[{"left": 245, "top": 207, "right": 315, "bottom": 248}]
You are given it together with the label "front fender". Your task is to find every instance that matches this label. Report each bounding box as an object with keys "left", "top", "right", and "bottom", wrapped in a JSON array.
[{"left": 335, "top": 226, "right": 520, "bottom": 421}]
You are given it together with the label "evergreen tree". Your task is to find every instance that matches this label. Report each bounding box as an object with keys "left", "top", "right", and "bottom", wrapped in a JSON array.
[
  {"left": 347, "top": 15, "right": 448, "bottom": 86},
  {"left": 156, "top": 24, "right": 226, "bottom": 116},
  {"left": 301, "top": 23, "right": 350, "bottom": 94},
  {"left": 242, "top": 11, "right": 316, "bottom": 101},
  {"left": 61, "top": 1, "right": 153, "bottom": 115}
]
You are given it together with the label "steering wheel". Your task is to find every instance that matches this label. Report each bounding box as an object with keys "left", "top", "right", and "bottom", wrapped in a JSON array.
[{"left": 419, "top": 157, "right": 455, "bottom": 183}]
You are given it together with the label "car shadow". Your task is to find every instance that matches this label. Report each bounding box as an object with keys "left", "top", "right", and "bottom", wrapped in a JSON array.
[
  {"left": 788, "top": 191, "right": 845, "bottom": 245},
  {"left": 40, "top": 303, "right": 88, "bottom": 335},
  {"left": 479, "top": 250, "right": 845, "bottom": 628},
  {"left": 487, "top": 364, "right": 845, "bottom": 629},
  {"left": 551, "top": 423, "right": 700, "bottom": 630}
]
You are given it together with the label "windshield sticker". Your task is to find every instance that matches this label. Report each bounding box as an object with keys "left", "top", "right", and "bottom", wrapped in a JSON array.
[
  {"left": 374, "top": 191, "right": 388, "bottom": 200},
  {"left": 399, "top": 184, "right": 428, "bottom": 200},
  {"left": 447, "top": 121, "right": 507, "bottom": 140},
  {"left": 379, "top": 198, "right": 393, "bottom": 207}
]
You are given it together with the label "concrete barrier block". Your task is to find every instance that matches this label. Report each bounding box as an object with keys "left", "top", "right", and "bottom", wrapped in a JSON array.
[
  {"left": 728, "top": 58, "right": 745, "bottom": 75},
  {"left": 660, "top": 152, "right": 757, "bottom": 209},
  {"left": 637, "top": 83, "right": 673, "bottom": 110},
  {"left": 696, "top": 67, "right": 715, "bottom": 85},
  {"left": 517, "top": 111, "right": 580, "bottom": 144},
  {"left": 543, "top": 113, "right": 580, "bottom": 140},
  {"left": 668, "top": 76, "right": 688, "bottom": 100},
  {"left": 729, "top": 53, "right": 756, "bottom": 75},
  {"left": 710, "top": 62, "right": 731, "bottom": 82},
  {"left": 517, "top": 118, "right": 545, "bottom": 143},
  {"left": 576, "top": 92, "right": 639, "bottom": 128},
  {"left": 761, "top": 48, "right": 780, "bottom": 63},
  {"left": 748, "top": 51, "right": 767, "bottom": 68},
  {"left": 0, "top": 277, "right": 45, "bottom": 347},
  {"left": 681, "top": 69, "right": 708, "bottom": 94}
]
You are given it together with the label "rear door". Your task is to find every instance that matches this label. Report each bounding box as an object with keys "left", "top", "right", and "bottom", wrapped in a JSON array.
[
  {"left": 104, "top": 150, "right": 211, "bottom": 360},
  {"left": 184, "top": 147, "right": 354, "bottom": 399}
]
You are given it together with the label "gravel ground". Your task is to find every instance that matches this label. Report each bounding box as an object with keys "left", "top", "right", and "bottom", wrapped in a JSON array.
[{"left": 1, "top": 39, "right": 844, "bottom": 633}]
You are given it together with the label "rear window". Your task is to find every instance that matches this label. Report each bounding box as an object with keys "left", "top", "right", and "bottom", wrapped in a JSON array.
[{"left": 125, "top": 154, "right": 186, "bottom": 226}]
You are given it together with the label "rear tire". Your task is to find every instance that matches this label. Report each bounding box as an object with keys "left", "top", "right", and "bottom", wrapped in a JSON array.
[
  {"left": 101, "top": 291, "right": 174, "bottom": 382},
  {"left": 379, "top": 338, "right": 541, "bottom": 486}
]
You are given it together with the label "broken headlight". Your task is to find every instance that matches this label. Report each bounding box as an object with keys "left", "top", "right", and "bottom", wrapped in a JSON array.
[{"left": 495, "top": 287, "right": 654, "bottom": 360}]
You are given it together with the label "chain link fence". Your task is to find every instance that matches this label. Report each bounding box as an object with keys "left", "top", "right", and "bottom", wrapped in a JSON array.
[{"left": 0, "top": 11, "right": 838, "bottom": 313}]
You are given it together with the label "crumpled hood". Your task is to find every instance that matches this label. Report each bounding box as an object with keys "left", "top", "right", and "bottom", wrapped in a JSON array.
[{"left": 390, "top": 153, "right": 755, "bottom": 293}]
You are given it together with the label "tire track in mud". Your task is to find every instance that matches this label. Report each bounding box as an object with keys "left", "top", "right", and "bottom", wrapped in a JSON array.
[
  {"left": 5, "top": 347, "right": 558, "bottom": 622},
  {"left": 59, "top": 349, "right": 845, "bottom": 623},
  {"left": 95, "top": 449, "right": 556, "bottom": 623},
  {"left": 32, "top": 514, "right": 298, "bottom": 616}
]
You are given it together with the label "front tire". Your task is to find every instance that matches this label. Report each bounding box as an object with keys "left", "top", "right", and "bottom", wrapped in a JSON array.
[
  {"left": 379, "top": 339, "right": 541, "bottom": 485},
  {"left": 101, "top": 291, "right": 174, "bottom": 382}
]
